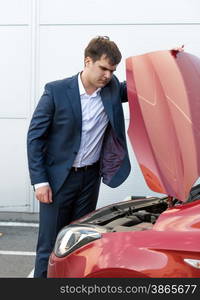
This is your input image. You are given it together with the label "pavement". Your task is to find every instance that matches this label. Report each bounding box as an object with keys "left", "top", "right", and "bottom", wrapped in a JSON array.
[
  {"left": 0, "top": 212, "right": 39, "bottom": 223},
  {"left": 0, "top": 212, "right": 39, "bottom": 278}
]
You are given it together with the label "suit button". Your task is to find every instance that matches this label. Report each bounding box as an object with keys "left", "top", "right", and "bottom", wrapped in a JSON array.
[{"left": 73, "top": 151, "right": 78, "bottom": 155}]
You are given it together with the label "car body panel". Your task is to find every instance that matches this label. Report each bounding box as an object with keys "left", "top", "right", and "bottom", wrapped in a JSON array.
[
  {"left": 48, "top": 199, "right": 200, "bottom": 278},
  {"left": 48, "top": 240, "right": 200, "bottom": 278},
  {"left": 126, "top": 50, "right": 200, "bottom": 202},
  {"left": 154, "top": 198, "right": 200, "bottom": 231}
]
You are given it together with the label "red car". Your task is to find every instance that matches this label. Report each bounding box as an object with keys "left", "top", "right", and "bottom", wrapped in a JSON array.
[{"left": 47, "top": 49, "right": 200, "bottom": 278}]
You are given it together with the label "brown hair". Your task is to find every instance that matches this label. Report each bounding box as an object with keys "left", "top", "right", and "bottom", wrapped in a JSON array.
[{"left": 84, "top": 36, "right": 122, "bottom": 65}]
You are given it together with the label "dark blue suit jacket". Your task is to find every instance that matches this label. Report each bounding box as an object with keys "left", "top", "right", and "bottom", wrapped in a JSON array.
[{"left": 27, "top": 74, "right": 131, "bottom": 194}]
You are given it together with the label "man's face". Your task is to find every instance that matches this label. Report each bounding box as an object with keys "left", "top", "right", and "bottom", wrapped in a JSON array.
[{"left": 84, "top": 55, "right": 117, "bottom": 89}]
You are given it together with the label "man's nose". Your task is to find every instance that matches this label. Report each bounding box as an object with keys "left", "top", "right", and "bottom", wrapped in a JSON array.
[{"left": 104, "top": 70, "right": 112, "bottom": 79}]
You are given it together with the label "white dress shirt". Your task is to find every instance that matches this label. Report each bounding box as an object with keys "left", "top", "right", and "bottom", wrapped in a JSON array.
[{"left": 34, "top": 73, "right": 109, "bottom": 190}]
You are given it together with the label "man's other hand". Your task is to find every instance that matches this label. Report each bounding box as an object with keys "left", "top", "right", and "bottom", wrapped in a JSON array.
[
  {"left": 35, "top": 185, "right": 53, "bottom": 204},
  {"left": 173, "top": 45, "right": 184, "bottom": 52}
]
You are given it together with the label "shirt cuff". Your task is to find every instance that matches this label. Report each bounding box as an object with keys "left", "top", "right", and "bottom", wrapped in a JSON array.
[{"left": 34, "top": 182, "right": 49, "bottom": 190}]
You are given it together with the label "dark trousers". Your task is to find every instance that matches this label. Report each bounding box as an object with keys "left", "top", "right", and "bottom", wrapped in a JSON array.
[{"left": 34, "top": 163, "right": 101, "bottom": 278}]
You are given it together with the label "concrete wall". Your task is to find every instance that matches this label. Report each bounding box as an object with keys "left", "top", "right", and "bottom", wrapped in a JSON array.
[{"left": 0, "top": 0, "right": 200, "bottom": 212}]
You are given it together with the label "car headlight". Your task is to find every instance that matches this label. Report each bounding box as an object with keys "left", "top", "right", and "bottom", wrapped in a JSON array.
[{"left": 54, "top": 224, "right": 107, "bottom": 257}]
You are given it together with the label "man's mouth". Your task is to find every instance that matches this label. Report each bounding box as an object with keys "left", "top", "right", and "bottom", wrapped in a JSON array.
[{"left": 100, "top": 79, "right": 108, "bottom": 85}]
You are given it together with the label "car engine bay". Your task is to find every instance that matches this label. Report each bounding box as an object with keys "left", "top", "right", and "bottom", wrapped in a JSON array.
[{"left": 78, "top": 197, "right": 169, "bottom": 232}]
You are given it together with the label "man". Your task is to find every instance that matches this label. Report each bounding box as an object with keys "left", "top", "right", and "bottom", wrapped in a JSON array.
[{"left": 27, "top": 36, "right": 131, "bottom": 277}]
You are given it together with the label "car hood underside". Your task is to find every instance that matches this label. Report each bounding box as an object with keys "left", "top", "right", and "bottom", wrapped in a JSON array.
[{"left": 126, "top": 50, "right": 200, "bottom": 202}]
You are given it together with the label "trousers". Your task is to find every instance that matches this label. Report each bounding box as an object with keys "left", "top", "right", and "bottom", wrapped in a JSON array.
[{"left": 34, "top": 163, "right": 101, "bottom": 278}]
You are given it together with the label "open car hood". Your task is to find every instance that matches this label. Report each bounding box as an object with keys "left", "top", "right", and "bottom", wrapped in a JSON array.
[{"left": 126, "top": 50, "right": 200, "bottom": 202}]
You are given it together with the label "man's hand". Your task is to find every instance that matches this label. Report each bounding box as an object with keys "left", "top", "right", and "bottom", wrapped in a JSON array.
[
  {"left": 171, "top": 45, "right": 184, "bottom": 57},
  {"left": 35, "top": 185, "right": 53, "bottom": 204},
  {"left": 172, "top": 45, "right": 184, "bottom": 52}
]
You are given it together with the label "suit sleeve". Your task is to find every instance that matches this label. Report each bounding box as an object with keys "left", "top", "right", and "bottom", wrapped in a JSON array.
[{"left": 27, "top": 84, "right": 55, "bottom": 185}]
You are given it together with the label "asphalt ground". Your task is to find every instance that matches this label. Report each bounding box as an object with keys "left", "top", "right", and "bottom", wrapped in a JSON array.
[{"left": 0, "top": 213, "right": 39, "bottom": 278}]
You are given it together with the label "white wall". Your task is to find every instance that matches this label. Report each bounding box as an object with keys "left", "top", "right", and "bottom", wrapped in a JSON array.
[
  {"left": 0, "top": 0, "right": 32, "bottom": 211},
  {"left": 0, "top": 0, "right": 200, "bottom": 212}
]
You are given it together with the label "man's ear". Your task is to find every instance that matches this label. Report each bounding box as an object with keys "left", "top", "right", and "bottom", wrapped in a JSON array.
[{"left": 84, "top": 56, "right": 92, "bottom": 67}]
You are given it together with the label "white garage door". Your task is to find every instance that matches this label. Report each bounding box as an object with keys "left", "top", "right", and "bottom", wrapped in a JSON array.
[{"left": 0, "top": 0, "right": 199, "bottom": 212}]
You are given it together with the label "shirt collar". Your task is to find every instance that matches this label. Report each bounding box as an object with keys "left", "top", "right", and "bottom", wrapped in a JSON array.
[
  {"left": 78, "top": 72, "right": 86, "bottom": 96},
  {"left": 78, "top": 72, "right": 101, "bottom": 97}
]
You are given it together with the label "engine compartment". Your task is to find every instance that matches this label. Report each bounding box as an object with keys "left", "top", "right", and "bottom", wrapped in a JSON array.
[
  {"left": 79, "top": 196, "right": 169, "bottom": 232},
  {"left": 104, "top": 210, "right": 160, "bottom": 232}
]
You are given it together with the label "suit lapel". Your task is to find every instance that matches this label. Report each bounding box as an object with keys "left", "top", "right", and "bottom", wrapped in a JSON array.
[
  {"left": 64, "top": 75, "right": 114, "bottom": 132},
  {"left": 65, "top": 75, "right": 82, "bottom": 131},
  {"left": 101, "top": 85, "right": 114, "bottom": 127}
]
